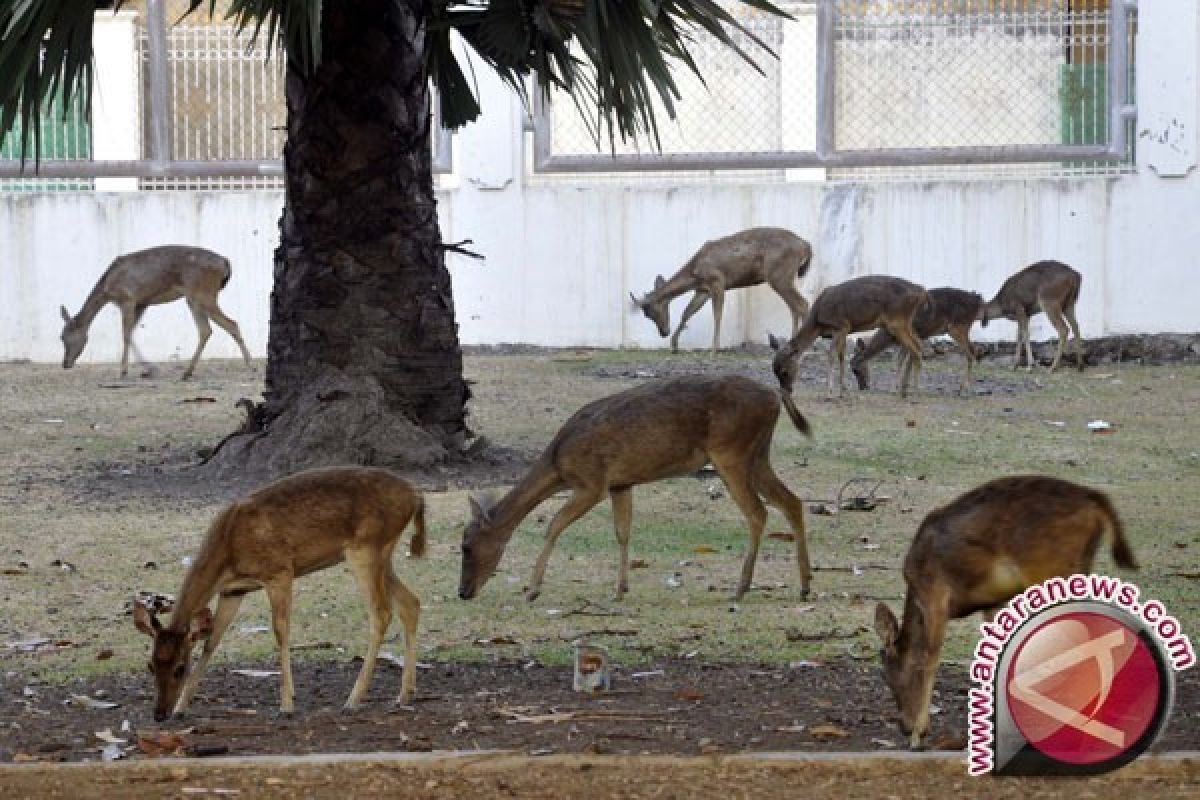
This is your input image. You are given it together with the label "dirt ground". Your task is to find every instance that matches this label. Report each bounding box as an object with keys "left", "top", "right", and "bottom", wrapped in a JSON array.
[
  {"left": 2, "top": 753, "right": 1198, "bottom": 800},
  {"left": 3, "top": 657, "right": 1199, "bottom": 764},
  {"left": 3, "top": 347, "right": 1199, "bottom": 791}
]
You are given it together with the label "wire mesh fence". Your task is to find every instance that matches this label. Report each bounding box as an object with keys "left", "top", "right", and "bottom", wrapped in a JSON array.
[
  {"left": 544, "top": 7, "right": 792, "bottom": 158},
  {"left": 138, "top": 0, "right": 287, "bottom": 190},
  {"left": 533, "top": 0, "right": 1136, "bottom": 180}
]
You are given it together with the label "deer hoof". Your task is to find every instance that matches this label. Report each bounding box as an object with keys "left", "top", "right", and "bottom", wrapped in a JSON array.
[{"left": 524, "top": 588, "right": 541, "bottom": 603}]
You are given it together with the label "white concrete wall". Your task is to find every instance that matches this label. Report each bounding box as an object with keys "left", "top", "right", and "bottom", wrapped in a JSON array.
[{"left": 2, "top": 2, "right": 1198, "bottom": 364}]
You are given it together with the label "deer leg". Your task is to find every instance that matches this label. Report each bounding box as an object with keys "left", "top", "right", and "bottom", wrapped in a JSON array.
[
  {"left": 753, "top": 460, "right": 811, "bottom": 599},
  {"left": 127, "top": 305, "right": 158, "bottom": 377},
  {"left": 772, "top": 283, "right": 809, "bottom": 337},
  {"left": 1013, "top": 311, "right": 1033, "bottom": 371},
  {"left": 117, "top": 303, "right": 140, "bottom": 379},
  {"left": 712, "top": 456, "right": 768, "bottom": 601},
  {"left": 949, "top": 324, "right": 975, "bottom": 395},
  {"left": 343, "top": 546, "right": 393, "bottom": 710},
  {"left": 174, "top": 591, "right": 244, "bottom": 715},
  {"left": 1042, "top": 301, "right": 1071, "bottom": 372},
  {"left": 263, "top": 577, "right": 296, "bottom": 714},
  {"left": 183, "top": 300, "right": 213, "bottom": 381},
  {"left": 1064, "top": 305, "right": 1085, "bottom": 371},
  {"left": 834, "top": 333, "right": 849, "bottom": 396},
  {"left": 526, "top": 487, "right": 605, "bottom": 602},
  {"left": 889, "top": 325, "right": 924, "bottom": 398},
  {"left": 670, "top": 291, "right": 709, "bottom": 353},
  {"left": 197, "top": 295, "right": 253, "bottom": 367},
  {"left": 386, "top": 569, "right": 421, "bottom": 705},
  {"left": 709, "top": 285, "right": 726, "bottom": 355},
  {"left": 610, "top": 487, "right": 634, "bottom": 600}
]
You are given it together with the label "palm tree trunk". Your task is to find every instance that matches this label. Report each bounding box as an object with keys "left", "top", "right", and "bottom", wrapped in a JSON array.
[{"left": 212, "top": 0, "right": 469, "bottom": 477}]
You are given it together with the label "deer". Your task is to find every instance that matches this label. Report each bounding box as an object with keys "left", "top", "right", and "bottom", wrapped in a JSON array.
[
  {"left": 980, "top": 260, "right": 1084, "bottom": 372},
  {"left": 133, "top": 467, "right": 426, "bottom": 721},
  {"left": 874, "top": 475, "right": 1137, "bottom": 749},
  {"left": 458, "top": 374, "right": 814, "bottom": 604},
  {"left": 768, "top": 275, "right": 929, "bottom": 399},
  {"left": 60, "top": 245, "right": 253, "bottom": 380},
  {"left": 631, "top": 227, "right": 812, "bottom": 354},
  {"left": 850, "top": 287, "right": 985, "bottom": 395}
]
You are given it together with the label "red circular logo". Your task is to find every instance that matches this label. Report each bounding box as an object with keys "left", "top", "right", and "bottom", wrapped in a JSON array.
[{"left": 1005, "top": 611, "right": 1162, "bottom": 765}]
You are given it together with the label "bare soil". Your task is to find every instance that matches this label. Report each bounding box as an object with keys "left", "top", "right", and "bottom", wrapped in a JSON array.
[{"left": 3, "top": 657, "right": 1198, "bottom": 764}]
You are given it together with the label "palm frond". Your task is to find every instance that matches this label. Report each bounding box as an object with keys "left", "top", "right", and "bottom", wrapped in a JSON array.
[
  {"left": 438, "top": 0, "right": 790, "bottom": 147},
  {"left": 0, "top": 0, "right": 102, "bottom": 160}
]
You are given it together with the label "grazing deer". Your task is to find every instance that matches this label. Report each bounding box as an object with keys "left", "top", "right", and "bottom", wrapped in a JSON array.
[
  {"left": 631, "top": 227, "right": 812, "bottom": 354},
  {"left": 133, "top": 467, "right": 426, "bottom": 720},
  {"left": 60, "top": 245, "right": 253, "bottom": 380},
  {"left": 458, "top": 375, "right": 813, "bottom": 603},
  {"left": 768, "top": 275, "right": 929, "bottom": 398},
  {"left": 874, "top": 475, "right": 1137, "bottom": 749},
  {"left": 851, "top": 288, "right": 984, "bottom": 395},
  {"left": 980, "top": 260, "right": 1084, "bottom": 371}
]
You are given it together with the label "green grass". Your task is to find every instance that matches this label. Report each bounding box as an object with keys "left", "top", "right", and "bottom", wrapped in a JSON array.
[{"left": 1, "top": 355, "right": 1197, "bottom": 686}]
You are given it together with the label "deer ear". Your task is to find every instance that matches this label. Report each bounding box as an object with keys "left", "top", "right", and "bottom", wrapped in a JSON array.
[
  {"left": 468, "top": 493, "right": 494, "bottom": 524},
  {"left": 767, "top": 333, "right": 782, "bottom": 352},
  {"left": 855, "top": 338, "right": 865, "bottom": 353},
  {"left": 654, "top": 275, "right": 665, "bottom": 290},
  {"left": 874, "top": 603, "right": 900, "bottom": 652},
  {"left": 60, "top": 305, "right": 72, "bottom": 324},
  {"left": 189, "top": 607, "right": 214, "bottom": 642},
  {"left": 629, "top": 292, "right": 642, "bottom": 310},
  {"left": 133, "top": 604, "right": 160, "bottom": 637}
]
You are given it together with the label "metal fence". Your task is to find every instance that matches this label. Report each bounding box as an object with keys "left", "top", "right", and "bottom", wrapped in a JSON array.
[
  {"left": 0, "top": 0, "right": 451, "bottom": 191},
  {"left": 531, "top": 0, "right": 1137, "bottom": 180}
]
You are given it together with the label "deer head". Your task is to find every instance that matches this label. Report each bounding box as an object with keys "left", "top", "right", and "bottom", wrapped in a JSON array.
[
  {"left": 134, "top": 604, "right": 214, "bottom": 720},
  {"left": 631, "top": 276, "right": 670, "bottom": 337},
  {"left": 768, "top": 333, "right": 799, "bottom": 393},
  {"left": 59, "top": 306, "right": 88, "bottom": 369},
  {"left": 874, "top": 602, "right": 927, "bottom": 742},
  {"left": 458, "top": 493, "right": 509, "bottom": 600}
]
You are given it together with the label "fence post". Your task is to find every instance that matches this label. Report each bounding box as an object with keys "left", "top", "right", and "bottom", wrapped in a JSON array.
[
  {"left": 145, "top": 0, "right": 172, "bottom": 167},
  {"left": 92, "top": 10, "right": 141, "bottom": 191},
  {"left": 815, "top": 0, "right": 836, "bottom": 161}
]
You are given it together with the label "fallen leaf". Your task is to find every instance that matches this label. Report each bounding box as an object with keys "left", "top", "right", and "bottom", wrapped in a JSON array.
[
  {"left": 70, "top": 694, "right": 120, "bottom": 710},
  {"left": 931, "top": 733, "right": 968, "bottom": 750},
  {"left": 96, "top": 648, "right": 114, "bottom": 661},
  {"left": 231, "top": 669, "right": 280, "bottom": 678},
  {"left": 2, "top": 561, "right": 29, "bottom": 575},
  {"left": 94, "top": 729, "right": 127, "bottom": 745},
  {"left": 767, "top": 532, "right": 795, "bottom": 542},
  {"left": 629, "top": 559, "right": 649, "bottom": 569},
  {"left": 100, "top": 743, "right": 126, "bottom": 761},
  {"left": 12, "top": 753, "right": 39, "bottom": 763},
  {"left": 809, "top": 723, "right": 851, "bottom": 739},
  {"left": 451, "top": 720, "right": 470, "bottom": 735},
  {"left": 693, "top": 545, "right": 718, "bottom": 554},
  {"left": 136, "top": 732, "right": 188, "bottom": 758},
  {"left": 872, "top": 737, "right": 898, "bottom": 748},
  {"left": 181, "top": 397, "right": 218, "bottom": 403},
  {"left": 50, "top": 559, "right": 77, "bottom": 573},
  {"left": 474, "top": 635, "right": 519, "bottom": 646},
  {"left": 809, "top": 503, "right": 837, "bottom": 516},
  {"left": 775, "top": 724, "right": 806, "bottom": 733},
  {"left": 673, "top": 688, "right": 705, "bottom": 702}
]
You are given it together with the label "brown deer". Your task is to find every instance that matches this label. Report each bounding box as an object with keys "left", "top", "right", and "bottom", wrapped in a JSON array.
[
  {"left": 631, "top": 227, "right": 812, "bottom": 354},
  {"left": 60, "top": 245, "right": 253, "bottom": 380},
  {"left": 768, "top": 275, "right": 928, "bottom": 398},
  {"left": 980, "top": 260, "right": 1084, "bottom": 371},
  {"left": 851, "top": 287, "right": 984, "bottom": 395},
  {"left": 133, "top": 467, "right": 426, "bottom": 721},
  {"left": 874, "top": 475, "right": 1137, "bottom": 749},
  {"left": 458, "top": 375, "right": 813, "bottom": 603}
]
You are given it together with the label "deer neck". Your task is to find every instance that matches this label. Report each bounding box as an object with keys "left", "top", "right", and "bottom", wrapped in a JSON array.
[
  {"left": 649, "top": 271, "right": 700, "bottom": 305},
  {"left": 896, "top": 590, "right": 930, "bottom": 661},
  {"left": 71, "top": 288, "right": 112, "bottom": 330},
  {"left": 166, "top": 538, "right": 230, "bottom": 633},
  {"left": 485, "top": 456, "right": 566, "bottom": 543}
]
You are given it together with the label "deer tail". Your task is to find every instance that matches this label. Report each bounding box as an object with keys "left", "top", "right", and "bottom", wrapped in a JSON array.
[
  {"left": 1096, "top": 492, "right": 1137, "bottom": 569},
  {"left": 779, "top": 389, "right": 813, "bottom": 439},
  {"left": 797, "top": 244, "right": 813, "bottom": 278},
  {"left": 408, "top": 495, "right": 428, "bottom": 558}
]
